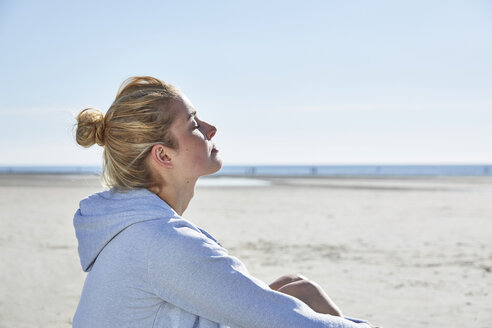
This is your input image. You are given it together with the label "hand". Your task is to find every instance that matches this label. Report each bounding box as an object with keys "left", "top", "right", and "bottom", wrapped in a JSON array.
[{"left": 270, "top": 274, "right": 343, "bottom": 317}]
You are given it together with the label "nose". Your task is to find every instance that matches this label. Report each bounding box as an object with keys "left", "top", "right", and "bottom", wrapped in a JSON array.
[{"left": 203, "top": 121, "right": 217, "bottom": 140}]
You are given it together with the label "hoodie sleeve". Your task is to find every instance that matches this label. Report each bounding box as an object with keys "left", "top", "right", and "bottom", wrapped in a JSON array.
[{"left": 146, "top": 219, "right": 369, "bottom": 328}]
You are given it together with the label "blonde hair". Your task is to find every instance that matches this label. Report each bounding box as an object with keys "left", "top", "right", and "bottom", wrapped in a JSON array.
[{"left": 75, "top": 76, "right": 180, "bottom": 190}]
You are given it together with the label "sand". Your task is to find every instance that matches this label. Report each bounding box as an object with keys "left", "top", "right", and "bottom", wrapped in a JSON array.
[{"left": 0, "top": 174, "right": 491, "bottom": 327}]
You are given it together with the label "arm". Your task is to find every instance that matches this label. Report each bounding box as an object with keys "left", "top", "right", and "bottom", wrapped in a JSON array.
[{"left": 147, "top": 218, "right": 370, "bottom": 328}]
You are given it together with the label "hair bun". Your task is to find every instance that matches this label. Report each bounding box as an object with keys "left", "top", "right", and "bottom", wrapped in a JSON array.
[{"left": 76, "top": 108, "right": 106, "bottom": 147}]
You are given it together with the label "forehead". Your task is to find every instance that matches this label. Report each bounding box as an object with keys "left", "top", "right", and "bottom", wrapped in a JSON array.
[{"left": 172, "top": 94, "right": 196, "bottom": 120}]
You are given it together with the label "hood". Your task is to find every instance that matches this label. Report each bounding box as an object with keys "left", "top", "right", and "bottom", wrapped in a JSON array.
[{"left": 73, "top": 188, "right": 176, "bottom": 272}]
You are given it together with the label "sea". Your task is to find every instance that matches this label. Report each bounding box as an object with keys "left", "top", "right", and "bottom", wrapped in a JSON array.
[{"left": 0, "top": 165, "right": 491, "bottom": 177}]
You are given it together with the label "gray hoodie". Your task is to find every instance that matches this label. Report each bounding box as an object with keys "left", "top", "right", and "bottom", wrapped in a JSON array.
[{"left": 73, "top": 188, "right": 368, "bottom": 328}]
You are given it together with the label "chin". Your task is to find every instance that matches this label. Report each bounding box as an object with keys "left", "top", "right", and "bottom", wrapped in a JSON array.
[{"left": 204, "top": 158, "right": 223, "bottom": 176}]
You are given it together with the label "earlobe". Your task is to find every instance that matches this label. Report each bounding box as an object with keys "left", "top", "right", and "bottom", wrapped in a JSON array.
[{"left": 151, "top": 144, "right": 173, "bottom": 168}]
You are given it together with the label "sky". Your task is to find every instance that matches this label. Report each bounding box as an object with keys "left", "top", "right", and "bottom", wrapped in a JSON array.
[{"left": 0, "top": 0, "right": 491, "bottom": 166}]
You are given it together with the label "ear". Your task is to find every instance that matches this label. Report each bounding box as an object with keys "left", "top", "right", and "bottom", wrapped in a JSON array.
[{"left": 150, "top": 144, "right": 173, "bottom": 169}]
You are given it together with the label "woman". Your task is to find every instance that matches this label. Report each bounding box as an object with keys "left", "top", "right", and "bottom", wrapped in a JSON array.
[{"left": 73, "top": 76, "right": 375, "bottom": 328}]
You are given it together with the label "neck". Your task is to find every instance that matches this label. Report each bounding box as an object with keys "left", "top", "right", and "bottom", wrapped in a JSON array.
[{"left": 154, "top": 177, "right": 197, "bottom": 216}]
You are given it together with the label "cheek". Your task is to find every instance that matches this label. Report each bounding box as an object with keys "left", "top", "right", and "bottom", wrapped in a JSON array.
[{"left": 182, "top": 138, "right": 209, "bottom": 162}]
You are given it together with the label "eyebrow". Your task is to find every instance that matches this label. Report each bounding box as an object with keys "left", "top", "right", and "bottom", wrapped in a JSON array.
[{"left": 187, "top": 111, "right": 197, "bottom": 121}]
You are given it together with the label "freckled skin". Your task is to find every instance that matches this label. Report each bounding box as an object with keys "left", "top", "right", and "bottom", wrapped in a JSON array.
[
  {"left": 151, "top": 94, "right": 381, "bottom": 327},
  {"left": 148, "top": 92, "right": 222, "bottom": 216},
  {"left": 169, "top": 94, "right": 222, "bottom": 179}
]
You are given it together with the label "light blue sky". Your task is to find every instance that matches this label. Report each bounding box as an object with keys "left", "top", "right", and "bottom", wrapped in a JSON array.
[{"left": 1, "top": 0, "right": 491, "bottom": 165}]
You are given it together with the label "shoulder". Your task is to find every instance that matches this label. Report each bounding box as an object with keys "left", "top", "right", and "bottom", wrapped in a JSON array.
[{"left": 145, "top": 215, "right": 224, "bottom": 254}]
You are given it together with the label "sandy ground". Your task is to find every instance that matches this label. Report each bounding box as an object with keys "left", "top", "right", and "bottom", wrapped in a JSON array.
[{"left": 0, "top": 174, "right": 491, "bottom": 327}]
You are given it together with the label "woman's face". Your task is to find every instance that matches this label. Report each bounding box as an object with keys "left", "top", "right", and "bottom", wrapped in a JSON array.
[{"left": 168, "top": 94, "right": 222, "bottom": 178}]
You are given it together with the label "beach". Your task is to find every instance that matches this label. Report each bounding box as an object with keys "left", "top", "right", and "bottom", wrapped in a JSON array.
[{"left": 0, "top": 174, "right": 491, "bottom": 328}]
